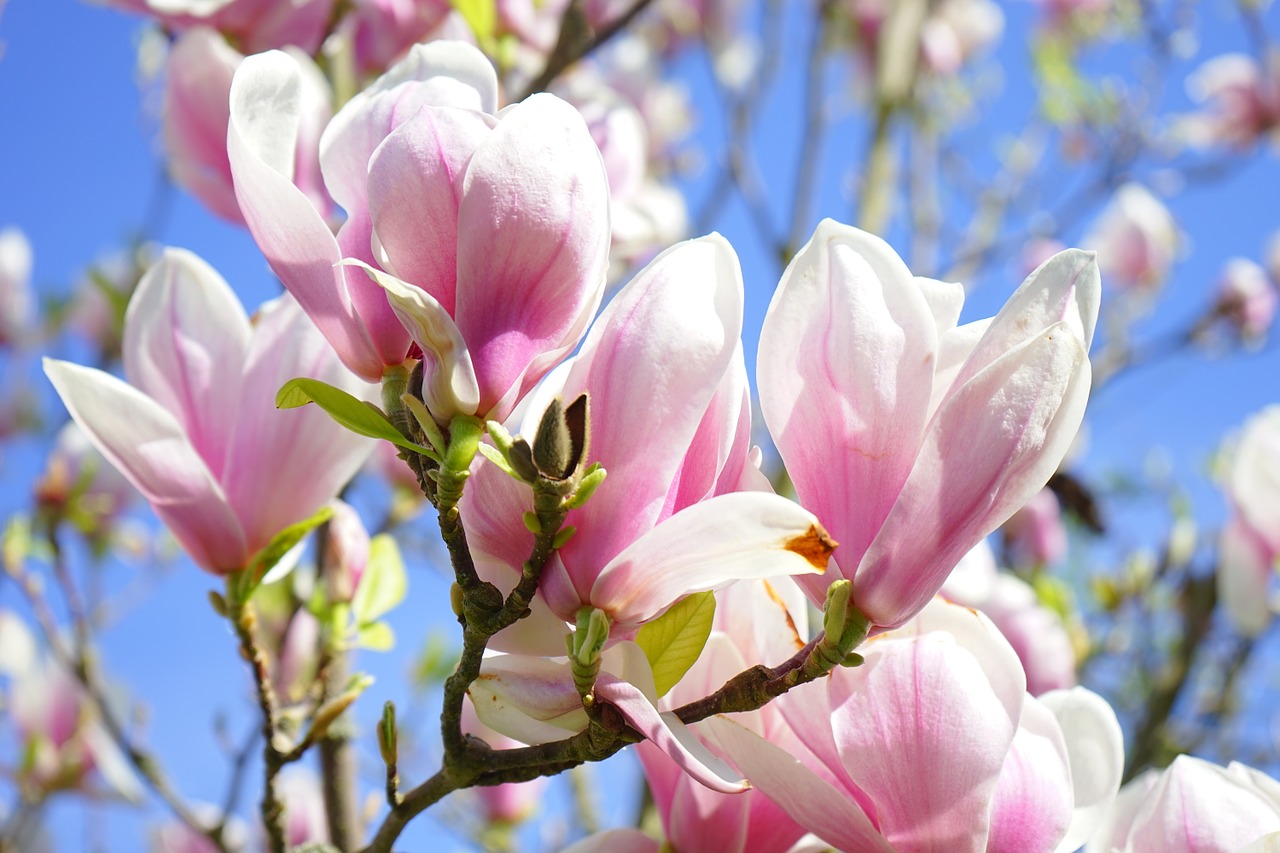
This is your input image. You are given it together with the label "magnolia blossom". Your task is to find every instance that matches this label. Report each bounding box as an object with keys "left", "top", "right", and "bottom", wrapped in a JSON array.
[
  {"left": 1082, "top": 183, "right": 1178, "bottom": 294},
  {"left": 1218, "top": 406, "right": 1280, "bottom": 636},
  {"left": 342, "top": 0, "right": 455, "bottom": 76},
  {"left": 760, "top": 219, "right": 1098, "bottom": 629},
  {"left": 164, "top": 27, "right": 332, "bottom": 225},
  {"left": 465, "top": 236, "right": 834, "bottom": 792},
  {"left": 1182, "top": 52, "right": 1280, "bottom": 150},
  {"left": 711, "top": 598, "right": 1124, "bottom": 852},
  {"left": 0, "top": 227, "right": 34, "bottom": 348},
  {"left": 45, "top": 249, "right": 373, "bottom": 574},
  {"left": 1086, "top": 755, "right": 1280, "bottom": 852},
  {"left": 1004, "top": 486, "right": 1069, "bottom": 567},
  {"left": 944, "top": 541, "right": 1077, "bottom": 696},
  {"left": 229, "top": 42, "right": 610, "bottom": 426},
  {"left": 323, "top": 499, "right": 371, "bottom": 603},
  {"left": 94, "top": 0, "right": 334, "bottom": 53},
  {"left": 276, "top": 769, "right": 329, "bottom": 847},
  {"left": 1214, "top": 257, "right": 1278, "bottom": 344}
]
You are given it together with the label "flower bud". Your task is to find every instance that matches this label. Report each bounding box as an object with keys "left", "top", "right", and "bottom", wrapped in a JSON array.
[{"left": 323, "top": 501, "right": 371, "bottom": 604}]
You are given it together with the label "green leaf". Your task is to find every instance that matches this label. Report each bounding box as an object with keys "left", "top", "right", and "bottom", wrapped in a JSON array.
[
  {"left": 356, "top": 621, "right": 395, "bottom": 652},
  {"left": 635, "top": 591, "right": 716, "bottom": 697},
  {"left": 352, "top": 534, "right": 407, "bottom": 625},
  {"left": 233, "top": 504, "right": 335, "bottom": 603},
  {"left": 451, "top": 0, "right": 496, "bottom": 43},
  {"left": 276, "top": 377, "right": 438, "bottom": 459}
]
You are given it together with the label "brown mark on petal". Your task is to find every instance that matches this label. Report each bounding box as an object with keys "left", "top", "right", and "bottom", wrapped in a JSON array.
[
  {"left": 784, "top": 524, "right": 837, "bottom": 571},
  {"left": 762, "top": 579, "right": 805, "bottom": 650}
]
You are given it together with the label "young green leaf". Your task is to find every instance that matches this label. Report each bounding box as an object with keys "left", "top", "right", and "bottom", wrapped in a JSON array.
[
  {"left": 276, "top": 377, "right": 438, "bottom": 460},
  {"left": 634, "top": 591, "right": 716, "bottom": 697},
  {"left": 356, "top": 621, "right": 395, "bottom": 652}
]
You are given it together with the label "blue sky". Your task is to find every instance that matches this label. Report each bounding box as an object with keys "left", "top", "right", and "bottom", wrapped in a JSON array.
[{"left": 2, "top": 0, "right": 1279, "bottom": 848}]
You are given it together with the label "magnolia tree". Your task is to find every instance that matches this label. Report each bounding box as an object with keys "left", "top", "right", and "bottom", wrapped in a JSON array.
[{"left": 1, "top": 0, "right": 1280, "bottom": 850}]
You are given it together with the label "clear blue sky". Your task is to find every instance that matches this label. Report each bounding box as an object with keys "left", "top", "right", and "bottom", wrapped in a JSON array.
[{"left": 2, "top": 0, "right": 1279, "bottom": 848}]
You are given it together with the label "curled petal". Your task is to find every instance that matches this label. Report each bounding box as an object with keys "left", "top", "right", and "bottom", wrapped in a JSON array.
[
  {"left": 345, "top": 260, "right": 480, "bottom": 419},
  {"left": 470, "top": 654, "right": 588, "bottom": 745},
  {"left": 589, "top": 492, "right": 833, "bottom": 630}
]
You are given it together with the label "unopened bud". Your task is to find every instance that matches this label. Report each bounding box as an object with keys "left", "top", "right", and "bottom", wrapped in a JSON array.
[
  {"left": 533, "top": 398, "right": 573, "bottom": 479},
  {"left": 507, "top": 439, "right": 540, "bottom": 483},
  {"left": 378, "top": 701, "right": 398, "bottom": 766}
]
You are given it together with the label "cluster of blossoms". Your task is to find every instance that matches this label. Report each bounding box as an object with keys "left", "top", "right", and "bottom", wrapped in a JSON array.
[{"left": 21, "top": 4, "right": 1280, "bottom": 849}]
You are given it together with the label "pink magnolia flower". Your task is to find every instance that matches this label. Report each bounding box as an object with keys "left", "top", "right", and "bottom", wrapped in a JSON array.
[
  {"left": 1214, "top": 257, "right": 1278, "bottom": 344},
  {"left": 164, "top": 27, "right": 332, "bottom": 225},
  {"left": 760, "top": 219, "right": 1098, "bottom": 629},
  {"left": 1083, "top": 183, "right": 1178, "bottom": 293},
  {"left": 1218, "top": 406, "right": 1280, "bottom": 636},
  {"left": 1182, "top": 52, "right": 1280, "bottom": 150},
  {"left": 1086, "top": 755, "right": 1280, "bottom": 853},
  {"left": 323, "top": 499, "right": 371, "bottom": 603},
  {"left": 343, "top": 0, "right": 455, "bottom": 76},
  {"left": 1003, "top": 486, "right": 1069, "bottom": 567},
  {"left": 44, "top": 248, "right": 374, "bottom": 575},
  {"left": 465, "top": 236, "right": 833, "bottom": 793},
  {"left": 94, "top": 0, "right": 335, "bottom": 54},
  {"left": 229, "top": 42, "right": 610, "bottom": 423},
  {"left": 276, "top": 769, "right": 329, "bottom": 847},
  {"left": 711, "top": 598, "right": 1124, "bottom": 853}
]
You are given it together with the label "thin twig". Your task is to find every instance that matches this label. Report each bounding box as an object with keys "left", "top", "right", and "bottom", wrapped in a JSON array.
[{"left": 519, "top": 0, "right": 659, "bottom": 99}]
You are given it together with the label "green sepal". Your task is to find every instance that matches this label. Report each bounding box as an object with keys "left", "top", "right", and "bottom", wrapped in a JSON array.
[
  {"left": 276, "top": 377, "right": 438, "bottom": 460},
  {"left": 477, "top": 441, "right": 521, "bottom": 480},
  {"left": 635, "top": 591, "right": 716, "bottom": 697},
  {"left": 399, "top": 392, "right": 447, "bottom": 457},
  {"left": 565, "top": 464, "right": 607, "bottom": 509}
]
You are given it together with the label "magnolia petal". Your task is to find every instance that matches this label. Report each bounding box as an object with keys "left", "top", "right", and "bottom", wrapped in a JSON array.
[
  {"left": 320, "top": 40, "right": 498, "bottom": 214},
  {"left": 857, "top": 324, "right": 1090, "bottom": 628},
  {"left": 44, "top": 359, "right": 247, "bottom": 572},
  {"left": 759, "top": 219, "right": 938, "bottom": 593},
  {"left": 1128, "top": 756, "right": 1280, "bottom": 851},
  {"left": 1230, "top": 406, "right": 1280, "bottom": 555},
  {"left": 367, "top": 106, "right": 494, "bottom": 313},
  {"left": 228, "top": 51, "right": 384, "bottom": 381},
  {"left": 590, "top": 492, "right": 833, "bottom": 630},
  {"left": 344, "top": 260, "right": 481, "bottom": 419},
  {"left": 1040, "top": 687, "right": 1125, "bottom": 853},
  {"left": 554, "top": 235, "right": 744, "bottom": 588},
  {"left": 986, "top": 697, "right": 1074, "bottom": 853},
  {"left": 469, "top": 654, "right": 589, "bottom": 745},
  {"left": 948, "top": 249, "right": 1099, "bottom": 397},
  {"left": 667, "top": 343, "right": 752, "bottom": 514},
  {"left": 595, "top": 674, "right": 748, "bottom": 794},
  {"left": 123, "top": 248, "right": 250, "bottom": 480},
  {"left": 163, "top": 27, "right": 243, "bottom": 223},
  {"left": 706, "top": 716, "right": 894, "bottom": 852},
  {"left": 560, "top": 829, "right": 659, "bottom": 853},
  {"left": 221, "top": 294, "right": 375, "bottom": 554},
  {"left": 455, "top": 93, "right": 610, "bottom": 420},
  {"left": 827, "top": 631, "right": 1017, "bottom": 852}
]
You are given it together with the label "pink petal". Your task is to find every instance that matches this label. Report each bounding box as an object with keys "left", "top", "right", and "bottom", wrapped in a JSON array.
[
  {"left": 589, "top": 492, "right": 832, "bottom": 630},
  {"left": 122, "top": 248, "right": 250, "bottom": 480},
  {"left": 1128, "top": 756, "right": 1280, "bottom": 852},
  {"left": 220, "top": 295, "right": 375, "bottom": 555},
  {"left": 469, "top": 654, "right": 589, "bottom": 745},
  {"left": 454, "top": 93, "right": 610, "bottom": 419},
  {"left": 228, "top": 51, "right": 385, "bottom": 381},
  {"left": 367, "top": 106, "right": 494, "bottom": 314},
  {"left": 986, "top": 697, "right": 1074, "bottom": 853},
  {"left": 706, "top": 716, "right": 893, "bottom": 852},
  {"left": 318, "top": 40, "right": 498, "bottom": 219},
  {"left": 595, "top": 674, "right": 748, "bottom": 794},
  {"left": 162, "top": 28, "right": 242, "bottom": 223},
  {"left": 758, "top": 219, "right": 937, "bottom": 598},
  {"left": 44, "top": 359, "right": 247, "bottom": 573},
  {"left": 554, "top": 235, "right": 743, "bottom": 590},
  {"left": 856, "top": 325, "right": 1090, "bottom": 628},
  {"left": 827, "top": 630, "right": 1018, "bottom": 851},
  {"left": 666, "top": 343, "right": 752, "bottom": 513},
  {"left": 345, "top": 260, "right": 480, "bottom": 419},
  {"left": 1039, "top": 687, "right": 1124, "bottom": 852},
  {"left": 559, "top": 830, "right": 659, "bottom": 853}
]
